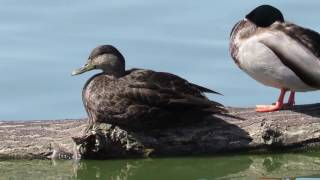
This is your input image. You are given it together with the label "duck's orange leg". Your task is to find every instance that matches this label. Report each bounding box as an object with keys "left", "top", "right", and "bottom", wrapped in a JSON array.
[
  {"left": 283, "top": 90, "right": 295, "bottom": 109},
  {"left": 256, "top": 89, "right": 286, "bottom": 112},
  {"left": 287, "top": 90, "right": 295, "bottom": 107}
]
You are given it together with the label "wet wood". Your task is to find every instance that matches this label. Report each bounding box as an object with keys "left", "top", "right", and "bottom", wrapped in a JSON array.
[{"left": 0, "top": 104, "right": 320, "bottom": 159}]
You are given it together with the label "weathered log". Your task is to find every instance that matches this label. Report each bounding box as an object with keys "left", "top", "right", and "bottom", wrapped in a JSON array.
[{"left": 1, "top": 104, "right": 320, "bottom": 159}]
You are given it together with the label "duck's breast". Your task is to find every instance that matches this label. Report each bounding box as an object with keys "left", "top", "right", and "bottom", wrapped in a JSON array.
[{"left": 83, "top": 75, "right": 128, "bottom": 118}]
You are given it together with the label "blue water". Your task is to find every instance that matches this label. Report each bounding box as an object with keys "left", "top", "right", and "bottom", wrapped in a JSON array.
[{"left": 0, "top": 1, "right": 320, "bottom": 120}]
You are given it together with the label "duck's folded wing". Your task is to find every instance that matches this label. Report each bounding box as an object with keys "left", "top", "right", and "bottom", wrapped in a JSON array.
[
  {"left": 148, "top": 71, "right": 221, "bottom": 95},
  {"left": 126, "top": 69, "right": 221, "bottom": 95},
  {"left": 122, "top": 85, "right": 225, "bottom": 113},
  {"left": 273, "top": 23, "right": 320, "bottom": 58},
  {"left": 257, "top": 28, "right": 320, "bottom": 88}
]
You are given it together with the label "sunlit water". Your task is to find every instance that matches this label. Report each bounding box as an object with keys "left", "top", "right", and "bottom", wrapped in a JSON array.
[{"left": 1, "top": 1, "right": 320, "bottom": 179}]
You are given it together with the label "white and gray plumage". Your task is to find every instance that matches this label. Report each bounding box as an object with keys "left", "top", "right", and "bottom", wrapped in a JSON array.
[
  {"left": 230, "top": 5, "right": 320, "bottom": 112},
  {"left": 72, "top": 45, "right": 224, "bottom": 129}
]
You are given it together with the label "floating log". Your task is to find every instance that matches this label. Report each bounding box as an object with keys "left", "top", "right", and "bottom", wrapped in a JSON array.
[{"left": 1, "top": 104, "right": 320, "bottom": 159}]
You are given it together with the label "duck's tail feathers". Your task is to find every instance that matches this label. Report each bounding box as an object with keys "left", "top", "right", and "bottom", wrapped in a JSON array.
[
  {"left": 168, "top": 96, "right": 227, "bottom": 114},
  {"left": 189, "top": 83, "right": 222, "bottom": 95}
]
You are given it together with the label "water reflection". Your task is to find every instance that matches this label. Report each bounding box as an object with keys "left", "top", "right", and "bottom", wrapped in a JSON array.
[
  {"left": 75, "top": 156, "right": 251, "bottom": 180},
  {"left": 1, "top": 153, "right": 320, "bottom": 180}
]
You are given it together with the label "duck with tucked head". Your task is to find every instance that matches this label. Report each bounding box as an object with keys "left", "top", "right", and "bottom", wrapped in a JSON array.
[
  {"left": 72, "top": 45, "right": 224, "bottom": 129},
  {"left": 230, "top": 5, "right": 320, "bottom": 112}
]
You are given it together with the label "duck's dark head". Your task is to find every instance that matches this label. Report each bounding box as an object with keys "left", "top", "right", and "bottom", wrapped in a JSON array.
[
  {"left": 245, "top": 5, "right": 284, "bottom": 27},
  {"left": 72, "top": 45, "right": 125, "bottom": 77}
]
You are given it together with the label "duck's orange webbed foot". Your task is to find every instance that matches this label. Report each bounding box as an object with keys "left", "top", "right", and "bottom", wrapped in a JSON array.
[
  {"left": 255, "top": 88, "right": 287, "bottom": 113},
  {"left": 255, "top": 102, "right": 284, "bottom": 112}
]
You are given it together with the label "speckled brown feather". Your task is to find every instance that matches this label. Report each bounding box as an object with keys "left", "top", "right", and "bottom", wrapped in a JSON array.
[{"left": 82, "top": 69, "right": 224, "bottom": 129}]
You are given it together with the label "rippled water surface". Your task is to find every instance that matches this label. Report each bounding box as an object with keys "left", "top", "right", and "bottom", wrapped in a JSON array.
[{"left": 1, "top": 1, "right": 320, "bottom": 179}]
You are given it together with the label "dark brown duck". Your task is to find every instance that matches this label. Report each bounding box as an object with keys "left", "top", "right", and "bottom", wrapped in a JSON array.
[{"left": 72, "top": 45, "right": 224, "bottom": 129}]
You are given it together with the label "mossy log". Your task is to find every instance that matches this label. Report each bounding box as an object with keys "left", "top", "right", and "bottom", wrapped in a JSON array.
[{"left": 1, "top": 104, "right": 320, "bottom": 159}]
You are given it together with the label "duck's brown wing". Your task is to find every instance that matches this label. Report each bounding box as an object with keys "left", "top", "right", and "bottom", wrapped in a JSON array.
[
  {"left": 126, "top": 69, "right": 221, "bottom": 97},
  {"left": 83, "top": 71, "right": 225, "bottom": 129},
  {"left": 122, "top": 69, "right": 225, "bottom": 112}
]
